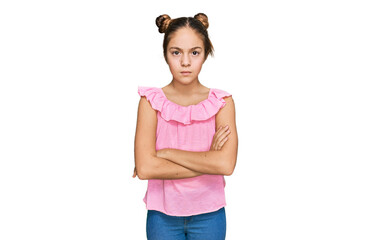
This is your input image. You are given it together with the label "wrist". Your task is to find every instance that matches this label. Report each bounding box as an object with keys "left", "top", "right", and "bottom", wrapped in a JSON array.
[{"left": 157, "top": 148, "right": 169, "bottom": 159}]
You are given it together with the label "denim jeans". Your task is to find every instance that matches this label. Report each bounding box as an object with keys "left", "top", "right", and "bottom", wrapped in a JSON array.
[{"left": 146, "top": 207, "right": 226, "bottom": 240}]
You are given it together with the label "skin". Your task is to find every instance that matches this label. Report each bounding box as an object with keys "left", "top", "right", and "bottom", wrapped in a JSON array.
[
  {"left": 133, "top": 27, "right": 238, "bottom": 179},
  {"left": 165, "top": 27, "right": 206, "bottom": 93},
  {"left": 133, "top": 125, "right": 231, "bottom": 178}
]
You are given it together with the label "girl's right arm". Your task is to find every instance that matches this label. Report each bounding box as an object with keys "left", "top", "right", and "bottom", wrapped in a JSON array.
[{"left": 134, "top": 96, "right": 202, "bottom": 180}]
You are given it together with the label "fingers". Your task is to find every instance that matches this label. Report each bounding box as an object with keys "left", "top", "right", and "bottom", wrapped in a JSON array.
[
  {"left": 216, "top": 125, "right": 230, "bottom": 144},
  {"left": 211, "top": 126, "right": 222, "bottom": 150},
  {"left": 213, "top": 126, "right": 227, "bottom": 143},
  {"left": 217, "top": 135, "right": 229, "bottom": 150},
  {"left": 212, "top": 125, "right": 230, "bottom": 150},
  {"left": 216, "top": 125, "right": 230, "bottom": 139}
]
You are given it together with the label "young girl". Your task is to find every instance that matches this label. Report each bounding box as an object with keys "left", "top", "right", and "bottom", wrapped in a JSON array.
[{"left": 134, "top": 13, "right": 238, "bottom": 240}]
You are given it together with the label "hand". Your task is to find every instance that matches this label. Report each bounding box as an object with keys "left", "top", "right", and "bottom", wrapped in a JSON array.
[
  {"left": 210, "top": 125, "right": 230, "bottom": 151},
  {"left": 132, "top": 167, "right": 137, "bottom": 178}
]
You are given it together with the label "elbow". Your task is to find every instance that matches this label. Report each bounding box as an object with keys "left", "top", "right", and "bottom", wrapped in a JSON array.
[
  {"left": 135, "top": 153, "right": 156, "bottom": 180},
  {"left": 224, "top": 169, "right": 233, "bottom": 176},
  {"left": 136, "top": 168, "right": 148, "bottom": 180},
  {"left": 220, "top": 158, "right": 236, "bottom": 176},
  {"left": 136, "top": 165, "right": 150, "bottom": 180},
  {"left": 136, "top": 169, "right": 146, "bottom": 180},
  {"left": 223, "top": 165, "right": 235, "bottom": 176},
  {"left": 135, "top": 157, "right": 151, "bottom": 180},
  {"left": 138, "top": 174, "right": 148, "bottom": 180}
]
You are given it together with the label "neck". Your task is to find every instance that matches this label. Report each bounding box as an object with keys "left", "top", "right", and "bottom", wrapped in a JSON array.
[{"left": 169, "top": 79, "right": 204, "bottom": 95}]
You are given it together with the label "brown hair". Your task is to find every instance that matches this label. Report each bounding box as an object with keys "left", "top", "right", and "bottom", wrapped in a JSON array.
[{"left": 155, "top": 13, "right": 214, "bottom": 62}]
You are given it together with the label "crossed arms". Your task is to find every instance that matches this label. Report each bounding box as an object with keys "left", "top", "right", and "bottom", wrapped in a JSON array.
[{"left": 134, "top": 96, "right": 238, "bottom": 180}]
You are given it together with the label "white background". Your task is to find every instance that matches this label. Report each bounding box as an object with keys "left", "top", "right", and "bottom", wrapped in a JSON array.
[{"left": 1, "top": 0, "right": 370, "bottom": 239}]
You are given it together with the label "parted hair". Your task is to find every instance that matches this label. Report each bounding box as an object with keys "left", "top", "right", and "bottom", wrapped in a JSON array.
[{"left": 155, "top": 13, "right": 214, "bottom": 62}]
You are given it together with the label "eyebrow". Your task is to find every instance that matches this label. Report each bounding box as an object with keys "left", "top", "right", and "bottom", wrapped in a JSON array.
[{"left": 169, "top": 47, "right": 203, "bottom": 51}]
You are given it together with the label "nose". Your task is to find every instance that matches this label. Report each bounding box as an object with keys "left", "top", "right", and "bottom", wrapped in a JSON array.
[{"left": 181, "top": 54, "right": 191, "bottom": 67}]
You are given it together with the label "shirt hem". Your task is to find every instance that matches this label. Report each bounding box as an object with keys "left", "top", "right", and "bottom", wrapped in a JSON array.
[{"left": 144, "top": 202, "right": 227, "bottom": 217}]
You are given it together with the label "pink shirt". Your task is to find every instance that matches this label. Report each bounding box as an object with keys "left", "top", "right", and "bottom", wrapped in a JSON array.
[{"left": 138, "top": 86, "right": 232, "bottom": 216}]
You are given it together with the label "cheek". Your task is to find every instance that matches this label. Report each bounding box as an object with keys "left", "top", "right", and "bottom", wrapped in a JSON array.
[
  {"left": 167, "top": 61, "right": 180, "bottom": 74},
  {"left": 168, "top": 60, "right": 178, "bottom": 69},
  {"left": 193, "top": 58, "right": 204, "bottom": 70}
]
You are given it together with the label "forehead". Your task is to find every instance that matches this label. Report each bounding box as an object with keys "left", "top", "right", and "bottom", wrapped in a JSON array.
[{"left": 168, "top": 27, "right": 204, "bottom": 49}]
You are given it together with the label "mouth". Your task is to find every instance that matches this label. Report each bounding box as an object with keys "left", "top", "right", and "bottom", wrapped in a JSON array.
[{"left": 181, "top": 71, "right": 192, "bottom": 75}]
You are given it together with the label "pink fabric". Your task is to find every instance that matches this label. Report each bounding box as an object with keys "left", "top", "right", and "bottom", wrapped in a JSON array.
[{"left": 138, "top": 86, "right": 232, "bottom": 216}]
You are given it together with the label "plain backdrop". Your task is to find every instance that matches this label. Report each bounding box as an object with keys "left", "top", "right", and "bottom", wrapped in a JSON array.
[{"left": 1, "top": 0, "right": 370, "bottom": 239}]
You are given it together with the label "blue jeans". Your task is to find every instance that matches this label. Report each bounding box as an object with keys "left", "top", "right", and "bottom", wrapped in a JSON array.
[{"left": 146, "top": 207, "right": 226, "bottom": 240}]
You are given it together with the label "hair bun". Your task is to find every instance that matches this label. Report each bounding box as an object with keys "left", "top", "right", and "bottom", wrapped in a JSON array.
[
  {"left": 194, "top": 13, "right": 209, "bottom": 29},
  {"left": 156, "top": 14, "right": 172, "bottom": 33}
]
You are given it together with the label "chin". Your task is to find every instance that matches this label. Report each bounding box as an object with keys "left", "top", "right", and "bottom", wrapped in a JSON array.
[{"left": 174, "top": 78, "right": 195, "bottom": 85}]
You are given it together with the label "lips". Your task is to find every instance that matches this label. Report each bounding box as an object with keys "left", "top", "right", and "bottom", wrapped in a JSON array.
[{"left": 181, "top": 71, "right": 192, "bottom": 76}]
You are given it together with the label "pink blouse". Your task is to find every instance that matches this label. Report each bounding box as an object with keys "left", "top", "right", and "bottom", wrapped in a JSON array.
[{"left": 138, "top": 86, "right": 232, "bottom": 216}]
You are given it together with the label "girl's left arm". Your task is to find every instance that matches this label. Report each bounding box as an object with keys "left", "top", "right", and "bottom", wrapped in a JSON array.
[{"left": 157, "top": 96, "right": 238, "bottom": 176}]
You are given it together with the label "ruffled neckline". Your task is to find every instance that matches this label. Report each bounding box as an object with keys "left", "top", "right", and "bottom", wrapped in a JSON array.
[
  {"left": 138, "top": 86, "right": 231, "bottom": 125},
  {"left": 159, "top": 87, "right": 213, "bottom": 108}
]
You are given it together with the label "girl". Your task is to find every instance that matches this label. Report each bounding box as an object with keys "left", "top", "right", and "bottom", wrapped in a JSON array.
[{"left": 134, "top": 13, "right": 238, "bottom": 240}]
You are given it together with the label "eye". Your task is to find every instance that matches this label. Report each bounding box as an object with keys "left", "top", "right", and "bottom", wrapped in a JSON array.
[
  {"left": 192, "top": 51, "right": 200, "bottom": 56},
  {"left": 172, "top": 51, "right": 180, "bottom": 56}
]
